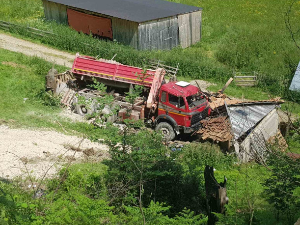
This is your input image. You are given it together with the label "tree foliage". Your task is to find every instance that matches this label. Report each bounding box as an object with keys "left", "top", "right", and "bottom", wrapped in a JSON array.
[{"left": 263, "top": 150, "right": 300, "bottom": 224}]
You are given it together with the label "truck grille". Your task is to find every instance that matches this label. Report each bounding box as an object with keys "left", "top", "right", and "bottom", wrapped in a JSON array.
[{"left": 191, "top": 107, "right": 209, "bottom": 127}]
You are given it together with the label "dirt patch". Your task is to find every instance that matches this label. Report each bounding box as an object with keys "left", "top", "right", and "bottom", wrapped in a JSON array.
[
  {"left": 1, "top": 61, "right": 27, "bottom": 69},
  {"left": 0, "top": 125, "right": 109, "bottom": 180},
  {"left": 0, "top": 33, "right": 75, "bottom": 67}
]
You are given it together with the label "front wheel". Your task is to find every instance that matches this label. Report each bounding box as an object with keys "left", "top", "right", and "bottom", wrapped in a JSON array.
[{"left": 155, "top": 122, "right": 176, "bottom": 141}]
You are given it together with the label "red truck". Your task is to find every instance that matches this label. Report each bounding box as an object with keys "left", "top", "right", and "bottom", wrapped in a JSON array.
[{"left": 70, "top": 53, "right": 211, "bottom": 141}]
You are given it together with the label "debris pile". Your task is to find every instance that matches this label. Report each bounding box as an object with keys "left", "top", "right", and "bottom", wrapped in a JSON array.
[
  {"left": 198, "top": 116, "right": 232, "bottom": 142},
  {"left": 209, "top": 96, "right": 284, "bottom": 111},
  {"left": 268, "top": 131, "right": 288, "bottom": 151}
]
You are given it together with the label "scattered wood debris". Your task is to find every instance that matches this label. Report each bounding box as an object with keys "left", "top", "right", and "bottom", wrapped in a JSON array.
[
  {"left": 197, "top": 116, "right": 233, "bottom": 142},
  {"left": 209, "top": 97, "right": 284, "bottom": 111}
]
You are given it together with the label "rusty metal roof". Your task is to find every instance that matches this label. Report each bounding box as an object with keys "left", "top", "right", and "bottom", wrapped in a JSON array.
[
  {"left": 226, "top": 103, "right": 277, "bottom": 140},
  {"left": 289, "top": 61, "right": 300, "bottom": 92},
  {"left": 46, "top": 0, "right": 202, "bottom": 23}
]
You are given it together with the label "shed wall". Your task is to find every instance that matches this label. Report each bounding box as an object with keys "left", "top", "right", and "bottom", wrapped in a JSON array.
[
  {"left": 111, "top": 18, "right": 139, "bottom": 49},
  {"left": 68, "top": 7, "right": 139, "bottom": 49},
  {"left": 178, "top": 11, "right": 202, "bottom": 48},
  {"left": 42, "top": 0, "right": 68, "bottom": 24},
  {"left": 236, "top": 109, "right": 279, "bottom": 162},
  {"left": 43, "top": 1, "right": 202, "bottom": 50},
  {"left": 138, "top": 17, "right": 179, "bottom": 50}
]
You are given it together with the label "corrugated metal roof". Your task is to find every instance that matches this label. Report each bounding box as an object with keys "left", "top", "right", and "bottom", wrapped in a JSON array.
[
  {"left": 46, "top": 0, "right": 202, "bottom": 23},
  {"left": 226, "top": 103, "right": 276, "bottom": 140},
  {"left": 289, "top": 61, "right": 300, "bottom": 92}
]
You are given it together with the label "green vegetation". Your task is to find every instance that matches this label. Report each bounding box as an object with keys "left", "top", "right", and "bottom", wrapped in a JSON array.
[
  {"left": 1, "top": 127, "right": 299, "bottom": 224},
  {"left": 0, "top": 0, "right": 299, "bottom": 101},
  {"left": 0, "top": 48, "right": 119, "bottom": 141},
  {"left": 0, "top": 0, "right": 300, "bottom": 224}
]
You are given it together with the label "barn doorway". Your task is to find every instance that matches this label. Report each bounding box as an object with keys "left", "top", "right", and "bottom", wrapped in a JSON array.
[{"left": 67, "top": 9, "right": 113, "bottom": 40}]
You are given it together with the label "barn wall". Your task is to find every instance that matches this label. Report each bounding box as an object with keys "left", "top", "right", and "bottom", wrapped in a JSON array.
[
  {"left": 67, "top": 7, "right": 139, "bottom": 49},
  {"left": 138, "top": 17, "right": 179, "bottom": 50},
  {"left": 111, "top": 18, "right": 139, "bottom": 49},
  {"left": 42, "top": 0, "right": 68, "bottom": 24},
  {"left": 178, "top": 11, "right": 202, "bottom": 48}
]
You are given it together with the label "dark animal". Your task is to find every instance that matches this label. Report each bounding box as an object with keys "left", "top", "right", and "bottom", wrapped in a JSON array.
[{"left": 204, "top": 165, "right": 228, "bottom": 225}]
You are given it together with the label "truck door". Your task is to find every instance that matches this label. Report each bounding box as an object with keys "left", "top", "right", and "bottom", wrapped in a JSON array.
[{"left": 158, "top": 92, "right": 187, "bottom": 126}]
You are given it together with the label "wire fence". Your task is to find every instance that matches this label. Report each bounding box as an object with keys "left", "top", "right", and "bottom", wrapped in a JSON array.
[{"left": 0, "top": 20, "right": 56, "bottom": 38}]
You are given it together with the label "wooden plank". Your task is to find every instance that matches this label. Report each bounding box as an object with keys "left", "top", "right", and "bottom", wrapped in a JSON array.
[
  {"left": 234, "top": 76, "right": 257, "bottom": 79},
  {"left": 236, "top": 84, "right": 256, "bottom": 86},
  {"left": 27, "top": 27, "right": 55, "bottom": 35},
  {"left": 235, "top": 80, "right": 257, "bottom": 82}
]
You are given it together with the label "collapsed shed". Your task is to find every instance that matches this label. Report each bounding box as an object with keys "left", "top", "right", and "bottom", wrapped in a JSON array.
[
  {"left": 42, "top": 0, "right": 202, "bottom": 50},
  {"left": 198, "top": 98, "right": 285, "bottom": 162},
  {"left": 226, "top": 102, "right": 280, "bottom": 162}
]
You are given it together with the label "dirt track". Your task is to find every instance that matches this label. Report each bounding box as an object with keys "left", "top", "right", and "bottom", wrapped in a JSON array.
[
  {"left": 0, "top": 34, "right": 94, "bottom": 179},
  {"left": 0, "top": 125, "right": 109, "bottom": 179},
  {"left": 0, "top": 33, "right": 74, "bottom": 67},
  {"left": 0, "top": 33, "right": 215, "bottom": 179}
]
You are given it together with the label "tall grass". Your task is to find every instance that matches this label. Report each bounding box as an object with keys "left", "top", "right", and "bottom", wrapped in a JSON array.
[{"left": 0, "top": 0, "right": 299, "bottom": 100}]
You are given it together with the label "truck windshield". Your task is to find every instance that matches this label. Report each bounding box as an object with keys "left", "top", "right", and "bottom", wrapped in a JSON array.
[{"left": 186, "top": 94, "right": 206, "bottom": 109}]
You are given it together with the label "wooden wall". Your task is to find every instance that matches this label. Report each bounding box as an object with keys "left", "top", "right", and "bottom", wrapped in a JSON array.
[
  {"left": 62, "top": 6, "right": 139, "bottom": 49},
  {"left": 42, "top": 0, "right": 68, "bottom": 24},
  {"left": 138, "top": 17, "right": 179, "bottom": 50},
  {"left": 42, "top": 1, "right": 202, "bottom": 50},
  {"left": 111, "top": 18, "right": 139, "bottom": 49},
  {"left": 178, "top": 11, "right": 202, "bottom": 48}
]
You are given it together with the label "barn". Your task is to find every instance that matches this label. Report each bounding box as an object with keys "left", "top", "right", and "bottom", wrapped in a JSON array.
[{"left": 42, "top": 0, "right": 202, "bottom": 50}]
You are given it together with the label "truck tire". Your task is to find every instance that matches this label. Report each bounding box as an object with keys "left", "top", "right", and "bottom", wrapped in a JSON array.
[
  {"left": 75, "top": 104, "right": 93, "bottom": 116},
  {"left": 73, "top": 97, "right": 94, "bottom": 116},
  {"left": 155, "top": 122, "right": 176, "bottom": 141},
  {"left": 100, "top": 105, "right": 117, "bottom": 123}
]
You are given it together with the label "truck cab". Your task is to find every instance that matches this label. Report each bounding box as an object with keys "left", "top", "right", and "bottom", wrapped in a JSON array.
[{"left": 155, "top": 81, "right": 211, "bottom": 141}]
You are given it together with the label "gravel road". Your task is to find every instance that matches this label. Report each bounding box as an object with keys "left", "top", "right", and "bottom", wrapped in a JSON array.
[
  {"left": 0, "top": 125, "right": 109, "bottom": 179},
  {"left": 0, "top": 33, "right": 74, "bottom": 67}
]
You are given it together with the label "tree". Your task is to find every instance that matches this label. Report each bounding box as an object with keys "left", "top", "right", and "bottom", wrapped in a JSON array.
[{"left": 263, "top": 150, "right": 300, "bottom": 224}]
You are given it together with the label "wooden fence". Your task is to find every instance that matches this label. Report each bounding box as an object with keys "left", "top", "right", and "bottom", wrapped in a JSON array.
[
  {"left": 0, "top": 20, "right": 56, "bottom": 38},
  {"left": 234, "top": 71, "right": 258, "bottom": 87}
]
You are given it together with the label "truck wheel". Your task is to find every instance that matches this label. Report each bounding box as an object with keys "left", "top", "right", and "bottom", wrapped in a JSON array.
[
  {"left": 100, "top": 105, "right": 117, "bottom": 123},
  {"left": 73, "top": 97, "right": 94, "bottom": 116},
  {"left": 155, "top": 122, "right": 176, "bottom": 141},
  {"left": 75, "top": 104, "right": 93, "bottom": 116}
]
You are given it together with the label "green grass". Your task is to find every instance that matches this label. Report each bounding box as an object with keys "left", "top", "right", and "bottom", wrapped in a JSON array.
[
  {"left": 0, "top": 48, "right": 119, "bottom": 141},
  {"left": 0, "top": 0, "right": 299, "bottom": 103}
]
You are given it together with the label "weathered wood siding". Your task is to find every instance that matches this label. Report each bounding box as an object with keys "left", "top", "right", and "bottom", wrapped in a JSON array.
[
  {"left": 138, "top": 17, "right": 179, "bottom": 50},
  {"left": 42, "top": 1, "right": 201, "bottom": 50},
  {"left": 111, "top": 18, "right": 139, "bottom": 49},
  {"left": 42, "top": 0, "right": 68, "bottom": 24},
  {"left": 64, "top": 7, "right": 139, "bottom": 49},
  {"left": 178, "top": 11, "right": 202, "bottom": 48}
]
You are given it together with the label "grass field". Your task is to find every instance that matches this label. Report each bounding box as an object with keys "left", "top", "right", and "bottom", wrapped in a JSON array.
[
  {"left": 0, "top": 0, "right": 299, "bottom": 101},
  {"left": 0, "top": 48, "right": 118, "bottom": 141},
  {"left": 0, "top": 1, "right": 299, "bottom": 223}
]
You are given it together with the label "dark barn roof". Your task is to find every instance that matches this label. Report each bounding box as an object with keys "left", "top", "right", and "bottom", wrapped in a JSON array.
[{"left": 46, "top": 0, "right": 202, "bottom": 23}]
